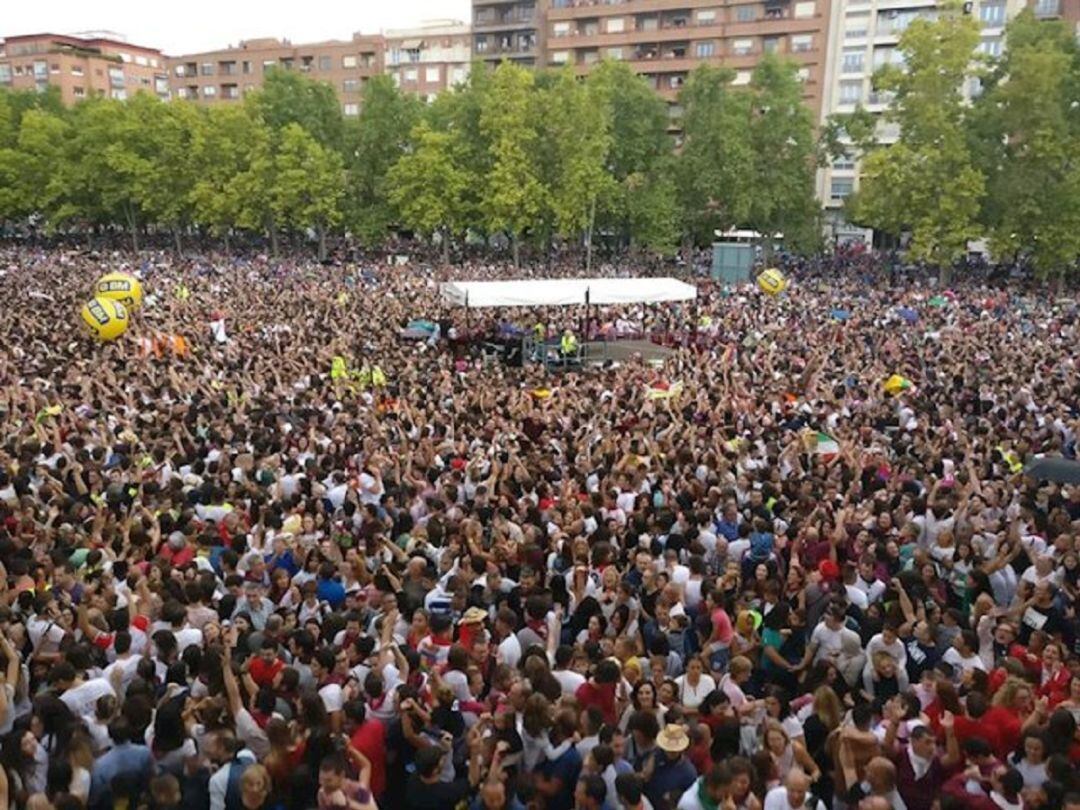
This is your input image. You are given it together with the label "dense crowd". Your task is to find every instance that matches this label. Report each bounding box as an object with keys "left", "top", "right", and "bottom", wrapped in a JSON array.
[{"left": 0, "top": 244, "right": 1078, "bottom": 810}]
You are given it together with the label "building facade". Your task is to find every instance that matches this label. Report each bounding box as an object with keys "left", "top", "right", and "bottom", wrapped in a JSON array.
[
  {"left": 473, "top": 0, "right": 547, "bottom": 67},
  {"left": 167, "top": 35, "right": 382, "bottom": 115},
  {"left": 541, "top": 0, "right": 831, "bottom": 123},
  {"left": 385, "top": 20, "right": 472, "bottom": 100},
  {"left": 0, "top": 32, "right": 169, "bottom": 105},
  {"left": 818, "top": 0, "right": 1037, "bottom": 244}
]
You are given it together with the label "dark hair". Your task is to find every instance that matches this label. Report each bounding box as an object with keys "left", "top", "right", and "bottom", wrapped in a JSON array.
[{"left": 579, "top": 774, "right": 606, "bottom": 805}]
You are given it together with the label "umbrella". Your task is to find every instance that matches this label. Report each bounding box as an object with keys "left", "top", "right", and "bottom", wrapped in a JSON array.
[{"left": 1023, "top": 456, "right": 1080, "bottom": 484}]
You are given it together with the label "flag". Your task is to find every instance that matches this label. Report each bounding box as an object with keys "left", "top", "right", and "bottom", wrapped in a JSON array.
[
  {"left": 646, "top": 380, "right": 684, "bottom": 400},
  {"left": 883, "top": 374, "right": 912, "bottom": 396},
  {"left": 815, "top": 432, "right": 840, "bottom": 463}
]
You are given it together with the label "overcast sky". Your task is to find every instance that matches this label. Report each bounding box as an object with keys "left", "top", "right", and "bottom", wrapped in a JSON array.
[{"left": 3, "top": 0, "right": 472, "bottom": 55}]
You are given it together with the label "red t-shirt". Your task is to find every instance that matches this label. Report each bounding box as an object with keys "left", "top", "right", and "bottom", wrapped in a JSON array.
[
  {"left": 575, "top": 681, "right": 617, "bottom": 726},
  {"left": 249, "top": 656, "right": 285, "bottom": 688},
  {"left": 350, "top": 718, "right": 387, "bottom": 798},
  {"left": 980, "top": 706, "right": 1022, "bottom": 759}
]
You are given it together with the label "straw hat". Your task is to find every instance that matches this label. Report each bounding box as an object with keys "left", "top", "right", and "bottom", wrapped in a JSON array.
[
  {"left": 656, "top": 724, "right": 690, "bottom": 753},
  {"left": 458, "top": 606, "right": 488, "bottom": 626}
]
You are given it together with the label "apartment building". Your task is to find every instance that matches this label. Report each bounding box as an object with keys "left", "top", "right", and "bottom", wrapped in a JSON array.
[
  {"left": 542, "top": 0, "right": 831, "bottom": 129},
  {"left": 1027, "top": 0, "right": 1080, "bottom": 32},
  {"left": 474, "top": 0, "right": 547, "bottom": 67},
  {"left": 818, "top": 0, "right": 1033, "bottom": 243},
  {"left": 385, "top": 20, "right": 472, "bottom": 100},
  {"left": 0, "top": 32, "right": 169, "bottom": 105},
  {"left": 167, "top": 34, "right": 382, "bottom": 115}
]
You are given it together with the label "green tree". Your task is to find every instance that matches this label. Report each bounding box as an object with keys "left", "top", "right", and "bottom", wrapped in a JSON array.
[
  {"left": 249, "top": 70, "right": 344, "bottom": 151},
  {"left": 271, "top": 122, "right": 345, "bottom": 260},
  {"left": 536, "top": 66, "right": 614, "bottom": 269},
  {"left": 387, "top": 121, "right": 469, "bottom": 264},
  {"left": 481, "top": 62, "right": 547, "bottom": 266},
  {"left": 677, "top": 65, "right": 755, "bottom": 247},
  {"left": 746, "top": 55, "right": 821, "bottom": 253},
  {"left": 850, "top": 5, "right": 984, "bottom": 274},
  {"left": 585, "top": 61, "right": 678, "bottom": 253},
  {"left": 0, "top": 108, "right": 68, "bottom": 223},
  {"left": 343, "top": 75, "right": 421, "bottom": 244},
  {"left": 190, "top": 105, "right": 270, "bottom": 250},
  {"left": 971, "top": 11, "right": 1080, "bottom": 280}
]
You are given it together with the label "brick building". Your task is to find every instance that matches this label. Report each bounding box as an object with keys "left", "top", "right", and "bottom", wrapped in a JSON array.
[
  {"left": 0, "top": 32, "right": 169, "bottom": 105},
  {"left": 166, "top": 34, "right": 382, "bottom": 115},
  {"left": 473, "top": 0, "right": 547, "bottom": 67},
  {"left": 385, "top": 20, "right": 472, "bottom": 100},
  {"left": 542, "top": 0, "right": 831, "bottom": 118}
]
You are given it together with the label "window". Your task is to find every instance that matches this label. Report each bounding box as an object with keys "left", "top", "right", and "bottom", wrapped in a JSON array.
[
  {"left": 845, "top": 12, "right": 869, "bottom": 38},
  {"left": 831, "top": 179, "right": 854, "bottom": 199},
  {"left": 606, "top": 47, "right": 623, "bottom": 59},
  {"left": 979, "top": 38, "right": 1002, "bottom": 56},
  {"left": 108, "top": 66, "right": 124, "bottom": 88},
  {"left": 732, "top": 39, "right": 753, "bottom": 55},
  {"left": 696, "top": 41, "right": 716, "bottom": 58},
  {"left": 242, "top": 61, "right": 252, "bottom": 74},
  {"left": 73, "top": 86, "right": 85, "bottom": 98},
  {"left": 638, "top": 15, "right": 659, "bottom": 31},
  {"left": 763, "top": 36, "right": 781, "bottom": 53},
  {"left": 553, "top": 22, "right": 571, "bottom": 37},
  {"left": 0, "top": 64, "right": 10, "bottom": 84},
  {"left": 582, "top": 50, "right": 600, "bottom": 65},
  {"left": 794, "top": 1, "right": 816, "bottom": 17},
  {"left": 452, "top": 67, "right": 467, "bottom": 84},
  {"left": 839, "top": 80, "right": 862, "bottom": 103},
  {"left": 135, "top": 55, "right": 148, "bottom": 66},
  {"left": 425, "top": 66, "right": 440, "bottom": 82},
  {"left": 49, "top": 63, "right": 59, "bottom": 74},
  {"left": 343, "top": 55, "right": 358, "bottom": 68},
  {"left": 476, "top": 38, "right": 489, "bottom": 53},
  {"left": 736, "top": 6, "right": 757, "bottom": 22},
  {"left": 697, "top": 9, "right": 717, "bottom": 22},
  {"left": 317, "top": 55, "right": 331, "bottom": 71},
  {"left": 151, "top": 58, "right": 159, "bottom": 68},
  {"left": 404, "top": 68, "right": 418, "bottom": 82},
  {"left": 111, "top": 89, "right": 127, "bottom": 100},
  {"left": 842, "top": 49, "right": 864, "bottom": 73},
  {"left": 968, "top": 78, "right": 984, "bottom": 97},
  {"left": 203, "top": 85, "right": 216, "bottom": 97},
  {"left": 733, "top": 70, "right": 752, "bottom": 85},
  {"left": 607, "top": 17, "right": 625, "bottom": 33},
  {"left": 873, "top": 46, "right": 904, "bottom": 68},
  {"left": 550, "top": 50, "right": 569, "bottom": 64},
  {"left": 791, "top": 34, "right": 813, "bottom": 52},
  {"left": 797, "top": 67, "right": 810, "bottom": 82},
  {"left": 174, "top": 65, "right": 186, "bottom": 77},
  {"left": 343, "top": 78, "right": 360, "bottom": 92},
  {"left": 201, "top": 62, "right": 214, "bottom": 76},
  {"left": 221, "top": 85, "right": 239, "bottom": 99},
  {"left": 344, "top": 103, "right": 359, "bottom": 116},
  {"left": 670, "top": 75, "right": 684, "bottom": 89},
  {"left": 263, "top": 60, "right": 276, "bottom": 71},
  {"left": 34, "top": 61, "right": 48, "bottom": 80},
  {"left": 833, "top": 152, "right": 855, "bottom": 170},
  {"left": 1034, "top": 0, "right": 1061, "bottom": 15},
  {"left": 71, "top": 64, "right": 84, "bottom": 76}
]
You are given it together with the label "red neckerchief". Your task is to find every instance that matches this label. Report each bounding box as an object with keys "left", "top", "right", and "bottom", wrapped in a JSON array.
[{"left": 526, "top": 618, "right": 548, "bottom": 640}]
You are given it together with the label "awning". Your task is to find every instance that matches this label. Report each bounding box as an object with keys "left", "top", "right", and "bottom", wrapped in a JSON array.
[
  {"left": 440, "top": 277, "right": 697, "bottom": 308},
  {"left": 397, "top": 39, "right": 423, "bottom": 50}
]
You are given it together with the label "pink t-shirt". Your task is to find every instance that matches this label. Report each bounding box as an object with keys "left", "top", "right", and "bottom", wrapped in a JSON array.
[{"left": 711, "top": 607, "right": 734, "bottom": 645}]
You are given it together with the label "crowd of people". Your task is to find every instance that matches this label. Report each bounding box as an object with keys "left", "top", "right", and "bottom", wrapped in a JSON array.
[{"left": 0, "top": 243, "right": 1078, "bottom": 810}]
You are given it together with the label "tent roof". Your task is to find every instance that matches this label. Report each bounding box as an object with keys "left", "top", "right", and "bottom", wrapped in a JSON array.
[{"left": 440, "top": 277, "right": 697, "bottom": 308}]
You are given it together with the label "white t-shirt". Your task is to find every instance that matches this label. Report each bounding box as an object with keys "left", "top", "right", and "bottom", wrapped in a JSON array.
[
  {"left": 943, "top": 648, "right": 987, "bottom": 674},
  {"left": 175, "top": 627, "right": 204, "bottom": 654},
  {"left": 764, "top": 786, "right": 825, "bottom": 810},
  {"left": 553, "top": 669, "right": 586, "bottom": 697},
  {"left": 810, "top": 623, "right": 845, "bottom": 664},
  {"left": 318, "top": 683, "right": 344, "bottom": 713},
  {"left": 498, "top": 633, "right": 522, "bottom": 669},
  {"left": 60, "top": 678, "right": 116, "bottom": 722}
]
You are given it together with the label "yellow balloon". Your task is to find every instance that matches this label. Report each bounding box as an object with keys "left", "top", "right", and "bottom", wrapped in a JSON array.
[
  {"left": 95, "top": 272, "right": 143, "bottom": 310},
  {"left": 81, "top": 297, "right": 129, "bottom": 341},
  {"left": 757, "top": 268, "right": 787, "bottom": 296}
]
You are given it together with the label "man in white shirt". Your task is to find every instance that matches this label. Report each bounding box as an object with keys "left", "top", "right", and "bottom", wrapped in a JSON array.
[{"left": 764, "top": 769, "right": 825, "bottom": 810}]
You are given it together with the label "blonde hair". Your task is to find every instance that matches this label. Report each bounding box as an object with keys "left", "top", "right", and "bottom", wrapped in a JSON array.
[
  {"left": 992, "top": 676, "right": 1032, "bottom": 709},
  {"left": 812, "top": 686, "right": 842, "bottom": 732},
  {"left": 241, "top": 764, "right": 272, "bottom": 796},
  {"left": 730, "top": 656, "right": 753, "bottom": 678}
]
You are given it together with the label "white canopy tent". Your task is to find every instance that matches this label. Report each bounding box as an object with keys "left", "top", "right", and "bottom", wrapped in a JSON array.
[{"left": 440, "top": 277, "right": 697, "bottom": 309}]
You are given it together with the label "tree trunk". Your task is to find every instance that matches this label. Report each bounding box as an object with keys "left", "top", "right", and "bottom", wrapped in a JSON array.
[
  {"left": 173, "top": 225, "right": 183, "bottom": 256},
  {"left": 317, "top": 223, "right": 327, "bottom": 262},
  {"left": 126, "top": 206, "right": 139, "bottom": 254},
  {"left": 512, "top": 233, "right": 520, "bottom": 268},
  {"left": 940, "top": 263, "right": 953, "bottom": 286},
  {"left": 585, "top": 196, "right": 597, "bottom": 274},
  {"left": 223, "top": 230, "right": 231, "bottom": 254},
  {"left": 440, "top": 228, "right": 450, "bottom": 266},
  {"left": 269, "top": 220, "right": 279, "bottom": 257}
]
